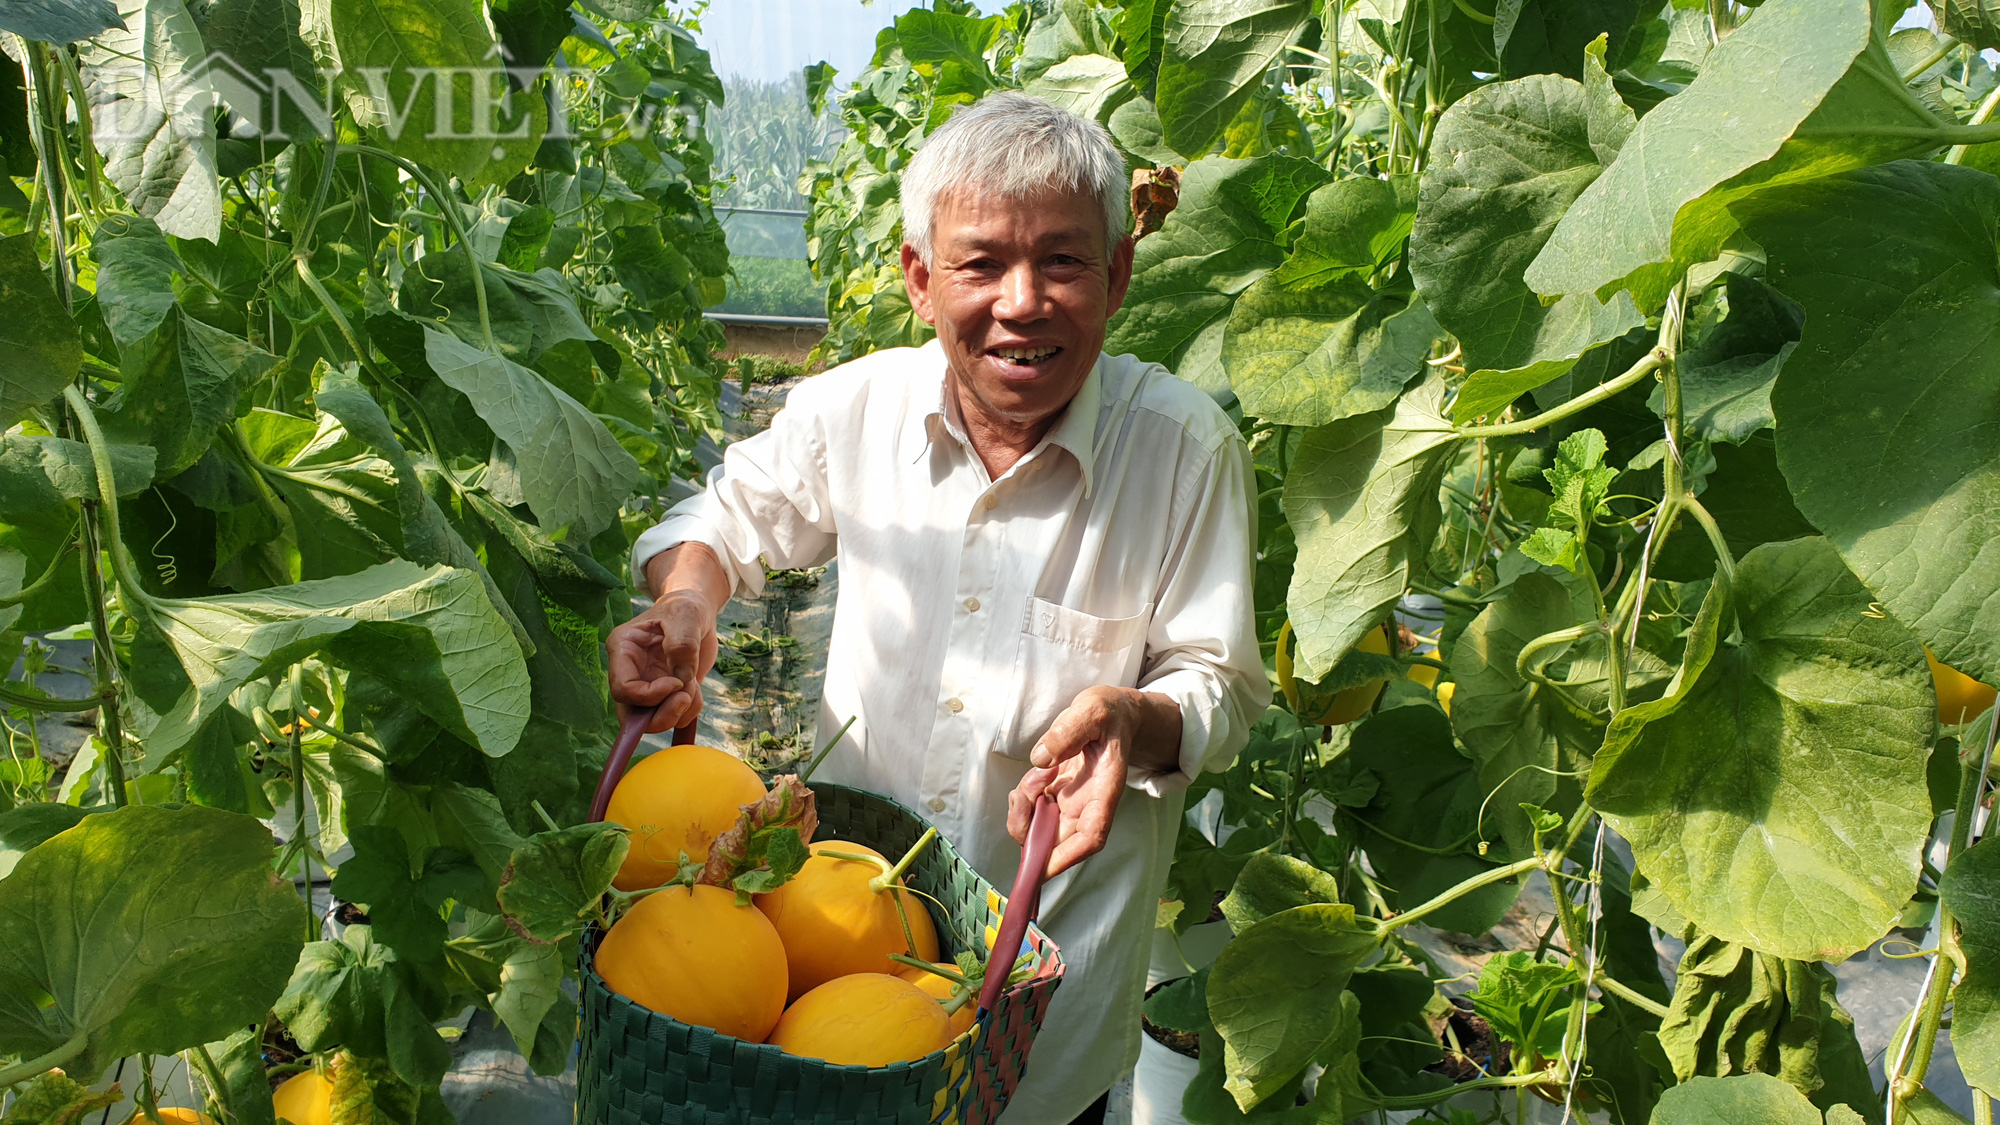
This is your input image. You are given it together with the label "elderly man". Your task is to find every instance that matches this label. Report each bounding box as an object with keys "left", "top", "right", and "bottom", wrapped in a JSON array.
[{"left": 608, "top": 92, "right": 1268, "bottom": 1123}]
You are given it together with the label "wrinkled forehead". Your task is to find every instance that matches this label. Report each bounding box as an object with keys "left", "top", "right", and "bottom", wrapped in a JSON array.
[{"left": 929, "top": 184, "right": 1112, "bottom": 256}]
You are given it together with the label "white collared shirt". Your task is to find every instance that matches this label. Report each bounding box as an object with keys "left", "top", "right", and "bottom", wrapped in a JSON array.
[{"left": 632, "top": 339, "right": 1269, "bottom": 1120}]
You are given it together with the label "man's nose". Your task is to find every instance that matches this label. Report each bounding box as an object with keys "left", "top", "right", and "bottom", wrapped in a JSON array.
[{"left": 993, "top": 261, "right": 1051, "bottom": 322}]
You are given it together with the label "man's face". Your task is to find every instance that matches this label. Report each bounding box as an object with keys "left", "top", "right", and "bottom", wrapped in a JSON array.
[{"left": 904, "top": 186, "right": 1135, "bottom": 429}]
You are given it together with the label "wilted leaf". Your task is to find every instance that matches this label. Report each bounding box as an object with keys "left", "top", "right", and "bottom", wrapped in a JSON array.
[
  {"left": 496, "top": 822, "right": 630, "bottom": 943},
  {"left": 699, "top": 774, "right": 819, "bottom": 899}
]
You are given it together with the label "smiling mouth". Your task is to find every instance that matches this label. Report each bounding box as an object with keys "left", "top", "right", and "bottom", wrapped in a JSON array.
[{"left": 992, "top": 346, "right": 1061, "bottom": 366}]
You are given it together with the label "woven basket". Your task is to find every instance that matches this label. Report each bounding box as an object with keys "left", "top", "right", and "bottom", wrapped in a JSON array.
[{"left": 577, "top": 782, "right": 1065, "bottom": 1124}]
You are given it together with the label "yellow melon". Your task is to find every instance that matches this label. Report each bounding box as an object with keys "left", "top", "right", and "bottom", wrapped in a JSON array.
[
  {"left": 272, "top": 1071, "right": 332, "bottom": 1125},
  {"left": 595, "top": 883, "right": 788, "bottom": 1042},
  {"left": 125, "top": 1111, "right": 218, "bottom": 1125},
  {"left": 768, "top": 974, "right": 951, "bottom": 1066},
  {"left": 1928, "top": 648, "right": 1997, "bottom": 726},
  {"left": 756, "top": 840, "right": 941, "bottom": 1001},
  {"left": 1312, "top": 627, "right": 1394, "bottom": 725},
  {"left": 1437, "top": 680, "right": 1456, "bottom": 717},
  {"left": 901, "top": 962, "right": 976, "bottom": 1040},
  {"left": 605, "top": 745, "right": 767, "bottom": 891}
]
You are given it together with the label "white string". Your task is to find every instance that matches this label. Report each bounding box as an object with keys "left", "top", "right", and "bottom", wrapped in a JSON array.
[{"left": 1559, "top": 822, "right": 1608, "bottom": 1125}]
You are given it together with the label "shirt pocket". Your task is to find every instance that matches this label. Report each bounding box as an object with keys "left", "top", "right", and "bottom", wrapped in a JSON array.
[{"left": 993, "top": 597, "right": 1152, "bottom": 761}]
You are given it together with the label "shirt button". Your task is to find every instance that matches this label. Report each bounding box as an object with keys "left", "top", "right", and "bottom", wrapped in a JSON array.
[
  {"left": 946, "top": 697, "right": 964, "bottom": 713},
  {"left": 963, "top": 597, "right": 980, "bottom": 613},
  {"left": 983, "top": 494, "right": 999, "bottom": 510},
  {"left": 929, "top": 797, "right": 948, "bottom": 813}
]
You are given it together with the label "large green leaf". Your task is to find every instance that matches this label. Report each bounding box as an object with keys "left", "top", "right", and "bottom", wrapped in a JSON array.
[
  {"left": 1409, "top": 59, "right": 1643, "bottom": 422},
  {"left": 90, "top": 214, "right": 184, "bottom": 351},
  {"left": 1104, "top": 156, "right": 1330, "bottom": 396},
  {"left": 0, "top": 805, "right": 305, "bottom": 1077},
  {"left": 326, "top": 0, "right": 543, "bottom": 186},
  {"left": 1282, "top": 376, "right": 1460, "bottom": 680},
  {"left": 1660, "top": 273, "right": 1801, "bottom": 446},
  {"left": 1494, "top": 0, "right": 1643, "bottom": 80},
  {"left": 79, "top": 0, "right": 222, "bottom": 241},
  {"left": 1022, "top": 54, "right": 1131, "bottom": 124},
  {"left": 1154, "top": 0, "right": 1313, "bottom": 159},
  {"left": 0, "top": 0, "right": 123, "bottom": 43},
  {"left": 1205, "top": 902, "right": 1377, "bottom": 1112},
  {"left": 1268, "top": 175, "right": 1416, "bottom": 293},
  {"left": 1588, "top": 537, "right": 1934, "bottom": 961},
  {"left": 132, "top": 559, "right": 531, "bottom": 760},
  {"left": 0, "top": 233, "right": 82, "bottom": 429},
  {"left": 1525, "top": 0, "right": 1940, "bottom": 311},
  {"left": 108, "top": 311, "right": 279, "bottom": 475},
  {"left": 1739, "top": 160, "right": 2000, "bottom": 687},
  {"left": 1218, "top": 851, "right": 1341, "bottom": 934},
  {"left": 1221, "top": 275, "right": 1436, "bottom": 427},
  {"left": 894, "top": 8, "right": 1002, "bottom": 68},
  {"left": 1650, "top": 1074, "right": 1824, "bottom": 1125},
  {"left": 423, "top": 329, "right": 643, "bottom": 539},
  {"left": 1942, "top": 838, "right": 2000, "bottom": 1099},
  {"left": 1927, "top": 0, "right": 2000, "bottom": 50},
  {"left": 0, "top": 434, "right": 155, "bottom": 521}
]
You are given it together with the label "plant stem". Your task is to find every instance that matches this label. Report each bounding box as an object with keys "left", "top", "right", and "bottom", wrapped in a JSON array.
[
  {"left": 0, "top": 530, "right": 77, "bottom": 607},
  {"left": 1456, "top": 347, "right": 1668, "bottom": 438},
  {"left": 1681, "top": 495, "right": 1737, "bottom": 589},
  {"left": 1383, "top": 856, "right": 1542, "bottom": 932},
  {"left": 0, "top": 1031, "right": 88, "bottom": 1088},
  {"left": 871, "top": 826, "right": 939, "bottom": 894},
  {"left": 0, "top": 682, "right": 100, "bottom": 712},
  {"left": 1948, "top": 81, "right": 2000, "bottom": 164},
  {"left": 1591, "top": 966, "right": 1670, "bottom": 1018},
  {"left": 1900, "top": 34, "right": 1959, "bottom": 82},
  {"left": 799, "top": 714, "right": 857, "bottom": 781},
  {"left": 1368, "top": 1068, "right": 1562, "bottom": 1109},
  {"left": 64, "top": 387, "right": 135, "bottom": 804}
]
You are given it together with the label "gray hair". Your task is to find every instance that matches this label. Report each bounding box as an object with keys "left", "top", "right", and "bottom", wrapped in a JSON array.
[{"left": 901, "top": 92, "right": 1130, "bottom": 263}]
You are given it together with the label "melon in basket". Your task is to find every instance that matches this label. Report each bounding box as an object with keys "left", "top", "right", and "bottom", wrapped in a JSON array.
[
  {"left": 604, "top": 744, "right": 767, "bottom": 891},
  {"left": 756, "top": 840, "right": 941, "bottom": 1001},
  {"left": 768, "top": 973, "right": 952, "bottom": 1066},
  {"left": 596, "top": 883, "right": 789, "bottom": 1042}
]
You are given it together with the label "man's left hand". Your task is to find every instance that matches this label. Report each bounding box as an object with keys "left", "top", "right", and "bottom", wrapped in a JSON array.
[{"left": 1007, "top": 686, "right": 1183, "bottom": 879}]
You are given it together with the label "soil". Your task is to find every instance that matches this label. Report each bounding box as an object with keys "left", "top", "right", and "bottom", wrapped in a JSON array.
[{"left": 1427, "top": 997, "right": 1511, "bottom": 1083}]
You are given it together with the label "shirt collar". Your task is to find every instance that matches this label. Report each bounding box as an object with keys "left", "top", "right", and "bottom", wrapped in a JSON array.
[{"left": 916, "top": 344, "right": 1104, "bottom": 498}]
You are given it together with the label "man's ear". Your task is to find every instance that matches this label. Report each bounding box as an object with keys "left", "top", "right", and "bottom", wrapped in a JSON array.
[
  {"left": 902, "top": 243, "right": 938, "bottom": 325},
  {"left": 1105, "top": 234, "right": 1137, "bottom": 318}
]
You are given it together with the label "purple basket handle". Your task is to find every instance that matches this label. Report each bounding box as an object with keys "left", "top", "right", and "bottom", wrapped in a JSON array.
[
  {"left": 589, "top": 704, "right": 695, "bottom": 823},
  {"left": 978, "top": 793, "right": 1057, "bottom": 1014}
]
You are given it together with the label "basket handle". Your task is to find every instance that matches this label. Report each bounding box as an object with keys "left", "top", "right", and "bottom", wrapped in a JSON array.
[
  {"left": 978, "top": 793, "right": 1058, "bottom": 1014},
  {"left": 588, "top": 704, "right": 696, "bottom": 823}
]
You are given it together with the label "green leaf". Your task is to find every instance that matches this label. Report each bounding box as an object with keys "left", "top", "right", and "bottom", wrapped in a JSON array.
[
  {"left": 423, "top": 329, "right": 643, "bottom": 539},
  {"left": 1659, "top": 273, "right": 1801, "bottom": 445},
  {"left": 496, "top": 822, "right": 629, "bottom": 943},
  {"left": 325, "top": 0, "right": 543, "bottom": 186},
  {"left": 0, "top": 0, "right": 123, "bottom": 43},
  {"left": 431, "top": 781, "right": 525, "bottom": 895},
  {"left": 272, "top": 925, "right": 451, "bottom": 1089},
  {"left": 1588, "top": 537, "right": 1934, "bottom": 961},
  {"left": 1738, "top": 160, "right": 2000, "bottom": 687},
  {"left": 488, "top": 938, "right": 565, "bottom": 1068},
  {"left": 1282, "top": 376, "right": 1460, "bottom": 681},
  {"left": 1448, "top": 571, "right": 1607, "bottom": 859},
  {"left": 0, "top": 434, "right": 155, "bottom": 521},
  {"left": 1651, "top": 1073, "right": 1824, "bottom": 1125},
  {"left": 1942, "top": 838, "right": 2000, "bottom": 1099},
  {"left": 1657, "top": 935, "right": 1874, "bottom": 1117},
  {"left": 1927, "top": 0, "right": 2000, "bottom": 50},
  {"left": 90, "top": 214, "right": 183, "bottom": 351},
  {"left": 1410, "top": 58, "right": 1643, "bottom": 421},
  {"left": 1205, "top": 902, "right": 1377, "bottom": 1112},
  {"left": 1470, "top": 951, "right": 1592, "bottom": 1064},
  {"left": 0, "top": 804, "right": 97, "bottom": 882},
  {"left": 1525, "top": 0, "right": 1938, "bottom": 311},
  {"left": 1107, "top": 96, "right": 1177, "bottom": 166},
  {"left": 1518, "top": 428, "right": 1617, "bottom": 571},
  {"left": 1144, "top": 968, "right": 1210, "bottom": 1035},
  {"left": 79, "top": 0, "right": 222, "bottom": 241},
  {"left": 0, "top": 233, "right": 82, "bottom": 429},
  {"left": 1155, "top": 0, "right": 1313, "bottom": 160},
  {"left": 1104, "top": 155, "right": 1331, "bottom": 396},
  {"left": 1220, "top": 852, "right": 1342, "bottom": 934},
  {"left": 1222, "top": 274, "right": 1438, "bottom": 428},
  {"left": 894, "top": 8, "right": 1002, "bottom": 68},
  {"left": 0, "top": 805, "right": 306, "bottom": 1077},
  {"left": 329, "top": 826, "right": 476, "bottom": 963},
  {"left": 1269, "top": 176, "right": 1416, "bottom": 292},
  {"left": 133, "top": 559, "right": 531, "bottom": 760},
  {"left": 0, "top": 1071, "right": 120, "bottom": 1123},
  {"left": 1022, "top": 54, "right": 1131, "bottom": 124},
  {"left": 1346, "top": 706, "right": 1524, "bottom": 932},
  {"left": 107, "top": 311, "right": 278, "bottom": 476}
]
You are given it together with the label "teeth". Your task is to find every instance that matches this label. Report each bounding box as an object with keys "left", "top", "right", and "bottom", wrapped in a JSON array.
[{"left": 995, "top": 347, "right": 1058, "bottom": 364}]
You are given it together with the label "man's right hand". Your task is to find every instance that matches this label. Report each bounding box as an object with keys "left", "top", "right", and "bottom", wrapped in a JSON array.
[{"left": 606, "top": 543, "right": 731, "bottom": 734}]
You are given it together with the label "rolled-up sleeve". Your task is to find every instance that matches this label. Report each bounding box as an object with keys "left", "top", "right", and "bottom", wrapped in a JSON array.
[
  {"left": 630, "top": 392, "right": 839, "bottom": 599},
  {"left": 1131, "top": 432, "right": 1272, "bottom": 796}
]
